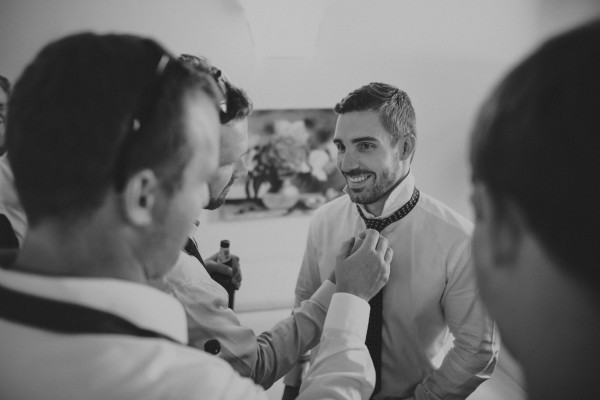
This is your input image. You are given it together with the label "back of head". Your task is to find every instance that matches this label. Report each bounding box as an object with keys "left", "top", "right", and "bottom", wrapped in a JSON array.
[
  {"left": 179, "top": 54, "right": 252, "bottom": 124},
  {"left": 470, "top": 20, "right": 600, "bottom": 288},
  {"left": 334, "top": 82, "right": 416, "bottom": 145},
  {"left": 6, "top": 33, "right": 220, "bottom": 227}
]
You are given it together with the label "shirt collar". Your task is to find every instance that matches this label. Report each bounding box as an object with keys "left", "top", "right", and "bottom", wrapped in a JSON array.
[
  {"left": 346, "top": 171, "right": 416, "bottom": 219},
  {"left": 0, "top": 267, "right": 188, "bottom": 343}
]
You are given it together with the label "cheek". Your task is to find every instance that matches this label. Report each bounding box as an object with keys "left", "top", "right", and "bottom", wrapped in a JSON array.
[
  {"left": 176, "top": 183, "right": 209, "bottom": 223},
  {"left": 471, "top": 224, "right": 497, "bottom": 309},
  {"left": 210, "top": 166, "right": 234, "bottom": 192},
  {"left": 198, "top": 183, "right": 209, "bottom": 208}
]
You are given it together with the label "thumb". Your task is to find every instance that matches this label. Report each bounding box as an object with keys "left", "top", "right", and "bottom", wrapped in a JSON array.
[
  {"left": 337, "top": 237, "right": 355, "bottom": 262},
  {"left": 206, "top": 260, "right": 233, "bottom": 276}
]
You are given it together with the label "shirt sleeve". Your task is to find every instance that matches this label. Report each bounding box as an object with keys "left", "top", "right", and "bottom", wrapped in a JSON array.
[
  {"left": 160, "top": 252, "right": 336, "bottom": 389},
  {"left": 283, "top": 217, "right": 326, "bottom": 387},
  {"left": 413, "top": 240, "right": 499, "bottom": 400},
  {"left": 298, "top": 292, "right": 375, "bottom": 400}
]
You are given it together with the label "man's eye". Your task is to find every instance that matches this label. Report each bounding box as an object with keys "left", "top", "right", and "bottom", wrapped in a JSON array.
[{"left": 357, "top": 143, "right": 374, "bottom": 151}]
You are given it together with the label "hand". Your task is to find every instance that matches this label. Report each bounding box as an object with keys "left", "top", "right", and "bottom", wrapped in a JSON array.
[
  {"left": 334, "top": 229, "right": 392, "bottom": 301},
  {"left": 327, "top": 232, "right": 367, "bottom": 284},
  {"left": 281, "top": 385, "right": 300, "bottom": 400},
  {"left": 205, "top": 253, "right": 242, "bottom": 289}
]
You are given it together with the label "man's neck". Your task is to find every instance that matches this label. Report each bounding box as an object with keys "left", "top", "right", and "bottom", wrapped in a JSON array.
[
  {"left": 519, "top": 263, "right": 600, "bottom": 400},
  {"left": 14, "top": 221, "right": 146, "bottom": 283},
  {"left": 363, "top": 171, "right": 409, "bottom": 217}
]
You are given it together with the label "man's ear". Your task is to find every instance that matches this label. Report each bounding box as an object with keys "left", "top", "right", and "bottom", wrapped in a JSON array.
[
  {"left": 400, "top": 135, "right": 416, "bottom": 161},
  {"left": 121, "top": 169, "right": 158, "bottom": 226},
  {"left": 480, "top": 185, "right": 525, "bottom": 267}
]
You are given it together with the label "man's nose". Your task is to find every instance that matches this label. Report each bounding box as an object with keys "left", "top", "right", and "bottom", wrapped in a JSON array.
[{"left": 338, "top": 150, "right": 359, "bottom": 172}]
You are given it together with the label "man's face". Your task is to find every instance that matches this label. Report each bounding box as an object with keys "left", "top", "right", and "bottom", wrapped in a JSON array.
[
  {"left": 333, "top": 110, "right": 406, "bottom": 205},
  {"left": 470, "top": 183, "right": 497, "bottom": 309},
  {"left": 205, "top": 117, "right": 249, "bottom": 210},
  {"left": 148, "top": 92, "right": 220, "bottom": 278},
  {"left": 0, "top": 88, "right": 7, "bottom": 152}
]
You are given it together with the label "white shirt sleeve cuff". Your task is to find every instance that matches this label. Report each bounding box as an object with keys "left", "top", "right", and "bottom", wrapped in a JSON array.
[
  {"left": 308, "top": 279, "right": 336, "bottom": 310},
  {"left": 323, "top": 292, "right": 370, "bottom": 341}
]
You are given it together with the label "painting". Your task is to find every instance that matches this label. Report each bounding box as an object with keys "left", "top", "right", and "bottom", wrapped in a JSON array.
[{"left": 216, "top": 108, "right": 346, "bottom": 221}]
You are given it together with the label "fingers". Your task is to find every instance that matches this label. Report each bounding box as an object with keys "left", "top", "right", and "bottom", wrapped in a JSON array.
[
  {"left": 384, "top": 246, "right": 394, "bottom": 264},
  {"left": 361, "top": 229, "right": 381, "bottom": 249},
  {"left": 337, "top": 237, "right": 355, "bottom": 261},
  {"left": 375, "top": 234, "right": 389, "bottom": 253},
  {"left": 359, "top": 229, "right": 389, "bottom": 254},
  {"left": 204, "top": 260, "right": 233, "bottom": 276},
  {"left": 351, "top": 236, "right": 363, "bottom": 254},
  {"left": 231, "top": 267, "right": 242, "bottom": 288}
]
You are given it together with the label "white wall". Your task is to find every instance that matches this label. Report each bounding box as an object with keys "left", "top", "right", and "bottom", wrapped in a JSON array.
[
  {"left": 2, "top": 0, "right": 598, "bottom": 218},
  {"left": 1, "top": 0, "right": 598, "bottom": 306}
]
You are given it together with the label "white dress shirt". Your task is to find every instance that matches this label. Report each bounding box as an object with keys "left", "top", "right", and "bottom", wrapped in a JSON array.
[
  {"left": 0, "top": 267, "right": 374, "bottom": 400},
  {"left": 0, "top": 155, "right": 27, "bottom": 245},
  {"left": 152, "top": 251, "right": 336, "bottom": 388},
  {"left": 286, "top": 172, "right": 499, "bottom": 400}
]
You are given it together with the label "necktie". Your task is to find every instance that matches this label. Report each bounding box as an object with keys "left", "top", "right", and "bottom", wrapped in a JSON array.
[
  {"left": 184, "top": 237, "right": 206, "bottom": 267},
  {"left": 356, "top": 187, "right": 420, "bottom": 396}
]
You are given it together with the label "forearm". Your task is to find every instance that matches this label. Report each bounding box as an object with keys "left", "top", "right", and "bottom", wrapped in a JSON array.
[
  {"left": 297, "top": 292, "right": 374, "bottom": 400},
  {"left": 413, "top": 334, "right": 499, "bottom": 400},
  {"left": 252, "top": 281, "right": 335, "bottom": 388},
  {"left": 416, "top": 241, "right": 498, "bottom": 399}
]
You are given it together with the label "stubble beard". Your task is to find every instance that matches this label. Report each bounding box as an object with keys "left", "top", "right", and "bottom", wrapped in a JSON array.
[{"left": 346, "top": 168, "right": 402, "bottom": 206}]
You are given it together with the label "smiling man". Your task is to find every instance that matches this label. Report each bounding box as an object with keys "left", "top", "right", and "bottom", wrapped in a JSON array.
[{"left": 285, "top": 82, "right": 498, "bottom": 400}]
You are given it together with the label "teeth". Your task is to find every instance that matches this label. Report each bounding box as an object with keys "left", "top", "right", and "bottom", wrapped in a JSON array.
[{"left": 348, "top": 175, "right": 369, "bottom": 183}]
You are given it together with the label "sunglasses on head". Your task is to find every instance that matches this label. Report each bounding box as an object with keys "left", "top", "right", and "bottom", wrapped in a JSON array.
[
  {"left": 113, "top": 54, "right": 171, "bottom": 190},
  {"left": 178, "top": 54, "right": 229, "bottom": 115}
]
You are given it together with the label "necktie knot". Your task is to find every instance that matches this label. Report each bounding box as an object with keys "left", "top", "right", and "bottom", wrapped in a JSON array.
[
  {"left": 357, "top": 188, "right": 420, "bottom": 233},
  {"left": 356, "top": 187, "right": 420, "bottom": 396}
]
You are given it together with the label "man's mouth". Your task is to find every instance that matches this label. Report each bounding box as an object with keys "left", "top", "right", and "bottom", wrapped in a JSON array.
[
  {"left": 345, "top": 172, "right": 373, "bottom": 189},
  {"left": 347, "top": 174, "right": 370, "bottom": 183}
]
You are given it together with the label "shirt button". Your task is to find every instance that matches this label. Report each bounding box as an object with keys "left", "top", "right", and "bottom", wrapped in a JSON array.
[{"left": 204, "top": 339, "right": 221, "bottom": 355}]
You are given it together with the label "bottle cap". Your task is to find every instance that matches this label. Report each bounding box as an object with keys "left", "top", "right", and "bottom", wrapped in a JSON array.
[{"left": 220, "top": 240, "right": 230, "bottom": 248}]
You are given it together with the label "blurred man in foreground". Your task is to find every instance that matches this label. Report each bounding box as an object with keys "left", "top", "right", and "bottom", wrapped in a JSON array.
[{"left": 469, "top": 19, "right": 600, "bottom": 400}]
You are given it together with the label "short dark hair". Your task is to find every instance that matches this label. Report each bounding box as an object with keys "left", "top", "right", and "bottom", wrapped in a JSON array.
[
  {"left": 0, "top": 75, "right": 10, "bottom": 96},
  {"left": 179, "top": 54, "right": 252, "bottom": 124},
  {"left": 470, "top": 20, "right": 600, "bottom": 286},
  {"left": 334, "top": 82, "right": 416, "bottom": 145},
  {"left": 6, "top": 33, "right": 221, "bottom": 226}
]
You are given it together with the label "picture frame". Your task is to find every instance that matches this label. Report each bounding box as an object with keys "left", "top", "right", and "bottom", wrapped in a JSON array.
[{"left": 217, "top": 108, "right": 345, "bottom": 221}]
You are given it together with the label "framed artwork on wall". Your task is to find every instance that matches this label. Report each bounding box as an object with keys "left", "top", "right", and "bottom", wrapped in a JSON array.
[{"left": 216, "top": 108, "right": 346, "bottom": 221}]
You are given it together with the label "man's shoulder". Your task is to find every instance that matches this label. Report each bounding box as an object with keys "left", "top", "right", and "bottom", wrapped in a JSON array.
[
  {"left": 156, "top": 251, "right": 213, "bottom": 290},
  {"left": 312, "top": 193, "right": 353, "bottom": 219},
  {"left": 417, "top": 192, "right": 474, "bottom": 237}
]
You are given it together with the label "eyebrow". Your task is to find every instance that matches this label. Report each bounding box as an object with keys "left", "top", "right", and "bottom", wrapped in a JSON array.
[{"left": 333, "top": 136, "right": 380, "bottom": 145}]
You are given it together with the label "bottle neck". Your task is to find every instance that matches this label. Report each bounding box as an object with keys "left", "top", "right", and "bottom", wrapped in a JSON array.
[{"left": 218, "top": 247, "right": 231, "bottom": 263}]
